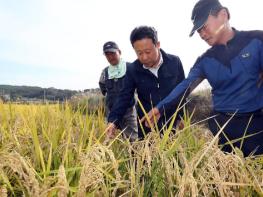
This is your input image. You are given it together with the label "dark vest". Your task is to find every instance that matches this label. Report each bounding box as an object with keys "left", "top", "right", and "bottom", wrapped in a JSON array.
[{"left": 104, "top": 66, "right": 126, "bottom": 110}]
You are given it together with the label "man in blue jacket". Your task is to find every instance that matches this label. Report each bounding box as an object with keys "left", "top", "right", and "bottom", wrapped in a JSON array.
[
  {"left": 106, "top": 26, "right": 185, "bottom": 139},
  {"left": 142, "top": 0, "right": 263, "bottom": 157}
]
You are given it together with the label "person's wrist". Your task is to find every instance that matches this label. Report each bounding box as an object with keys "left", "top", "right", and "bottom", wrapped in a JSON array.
[
  {"left": 108, "top": 122, "right": 116, "bottom": 128},
  {"left": 112, "top": 123, "right": 116, "bottom": 128}
]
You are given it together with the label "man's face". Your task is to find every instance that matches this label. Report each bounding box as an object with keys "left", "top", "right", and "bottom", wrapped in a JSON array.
[
  {"left": 197, "top": 10, "right": 226, "bottom": 46},
  {"left": 104, "top": 50, "right": 121, "bottom": 66},
  {"left": 133, "top": 38, "right": 160, "bottom": 68}
]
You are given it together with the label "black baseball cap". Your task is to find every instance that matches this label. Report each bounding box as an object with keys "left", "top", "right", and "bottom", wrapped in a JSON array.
[
  {"left": 103, "top": 41, "right": 119, "bottom": 53},
  {"left": 189, "top": 0, "right": 223, "bottom": 37}
]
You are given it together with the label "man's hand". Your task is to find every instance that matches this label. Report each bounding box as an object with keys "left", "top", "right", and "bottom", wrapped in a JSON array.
[
  {"left": 177, "top": 120, "right": 185, "bottom": 130},
  {"left": 105, "top": 123, "right": 117, "bottom": 139},
  {"left": 140, "top": 107, "right": 161, "bottom": 128}
]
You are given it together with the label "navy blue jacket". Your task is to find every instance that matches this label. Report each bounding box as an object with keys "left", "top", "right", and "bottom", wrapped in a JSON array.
[
  {"left": 157, "top": 29, "right": 263, "bottom": 113},
  {"left": 108, "top": 49, "right": 185, "bottom": 137}
]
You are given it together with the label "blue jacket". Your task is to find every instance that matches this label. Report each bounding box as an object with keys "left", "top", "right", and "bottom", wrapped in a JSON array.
[
  {"left": 157, "top": 29, "right": 263, "bottom": 114},
  {"left": 108, "top": 49, "right": 185, "bottom": 136}
]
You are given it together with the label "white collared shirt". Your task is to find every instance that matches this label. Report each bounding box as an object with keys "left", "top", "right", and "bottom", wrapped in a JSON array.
[{"left": 143, "top": 53, "right": 163, "bottom": 78}]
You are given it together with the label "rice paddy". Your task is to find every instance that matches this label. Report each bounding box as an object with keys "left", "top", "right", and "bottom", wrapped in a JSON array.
[{"left": 0, "top": 100, "right": 262, "bottom": 196}]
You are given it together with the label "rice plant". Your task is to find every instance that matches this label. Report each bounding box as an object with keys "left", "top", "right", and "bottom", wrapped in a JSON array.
[{"left": 0, "top": 99, "right": 262, "bottom": 196}]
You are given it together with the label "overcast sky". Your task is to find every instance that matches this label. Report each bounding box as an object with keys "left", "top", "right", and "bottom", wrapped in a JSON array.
[{"left": 0, "top": 0, "right": 263, "bottom": 90}]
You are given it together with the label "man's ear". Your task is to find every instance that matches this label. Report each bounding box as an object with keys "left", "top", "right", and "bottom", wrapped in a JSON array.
[
  {"left": 219, "top": 8, "right": 228, "bottom": 21},
  {"left": 156, "top": 41, "right": 160, "bottom": 49}
]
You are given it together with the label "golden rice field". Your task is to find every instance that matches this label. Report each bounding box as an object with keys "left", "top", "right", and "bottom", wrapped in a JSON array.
[{"left": 0, "top": 101, "right": 262, "bottom": 196}]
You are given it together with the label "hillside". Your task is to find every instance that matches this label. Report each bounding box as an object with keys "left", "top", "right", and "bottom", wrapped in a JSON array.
[{"left": 0, "top": 84, "right": 78, "bottom": 102}]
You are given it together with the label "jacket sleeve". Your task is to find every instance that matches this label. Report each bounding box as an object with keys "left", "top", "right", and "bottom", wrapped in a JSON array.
[
  {"left": 174, "top": 57, "right": 186, "bottom": 120},
  {"left": 99, "top": 68, "right": 107, "bottom": 96},
  {"left": 157, "top": 61, "right": 204, "bottom": 114},
  {"left": 261, "top": 39, "right": 263, "bottom": 71},
  {"left": 260, "top": 39, "right": 263, "bottom": 87},
  {"left": 107, "top": 65, "right": 136, "bottom": 127},
  {"left": 177, "top": 57, "right": 186, "bottom": 84}
]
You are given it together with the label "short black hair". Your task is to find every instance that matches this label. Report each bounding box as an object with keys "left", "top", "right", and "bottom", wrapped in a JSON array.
[{"left": 130, "top": 26, "right": 158, "bottom": 46}]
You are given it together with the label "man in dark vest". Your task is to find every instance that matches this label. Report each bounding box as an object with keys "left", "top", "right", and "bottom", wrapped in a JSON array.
[{"left": 99, "top": 41, "right": 138, "bottom": 141}]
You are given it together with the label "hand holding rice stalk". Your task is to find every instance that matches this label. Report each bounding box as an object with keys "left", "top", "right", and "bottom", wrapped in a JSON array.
[
  {"left": 105, "top": 122, "right": 117, "bottom": 139},
  {"left": 140, "top": 107, "right": 160, "bottom": 128}
]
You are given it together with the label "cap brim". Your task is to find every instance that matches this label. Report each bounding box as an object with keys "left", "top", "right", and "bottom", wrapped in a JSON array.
[
  {"left": 189, "top": 14, "right": 209, "bottom": 37},
  {"left": 189, "top": 25, "right": 198, "bottom": 37},
  {"left": 104, "top": 48, "right": 118, "bottom": 53}
]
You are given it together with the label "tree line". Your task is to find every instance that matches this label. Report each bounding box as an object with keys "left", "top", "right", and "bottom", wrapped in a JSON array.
[{"left": 0, "top": 85, "right": 78, "bottom": 102}]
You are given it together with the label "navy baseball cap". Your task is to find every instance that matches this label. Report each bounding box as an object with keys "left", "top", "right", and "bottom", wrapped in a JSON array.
[
  {"left": 189, "top": 0, "right": 223, "bottom": 37},
  {"left": 103, "top": 41, "right": 119, "bottom": 53}
]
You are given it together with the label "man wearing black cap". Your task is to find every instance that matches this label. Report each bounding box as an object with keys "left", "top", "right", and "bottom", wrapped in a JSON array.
[
  {"left": 99, "top": 41, "right": 138, "bottom": 141},
  {"left": 142, "top": 0, "right": 263, "bottom": 157}
]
